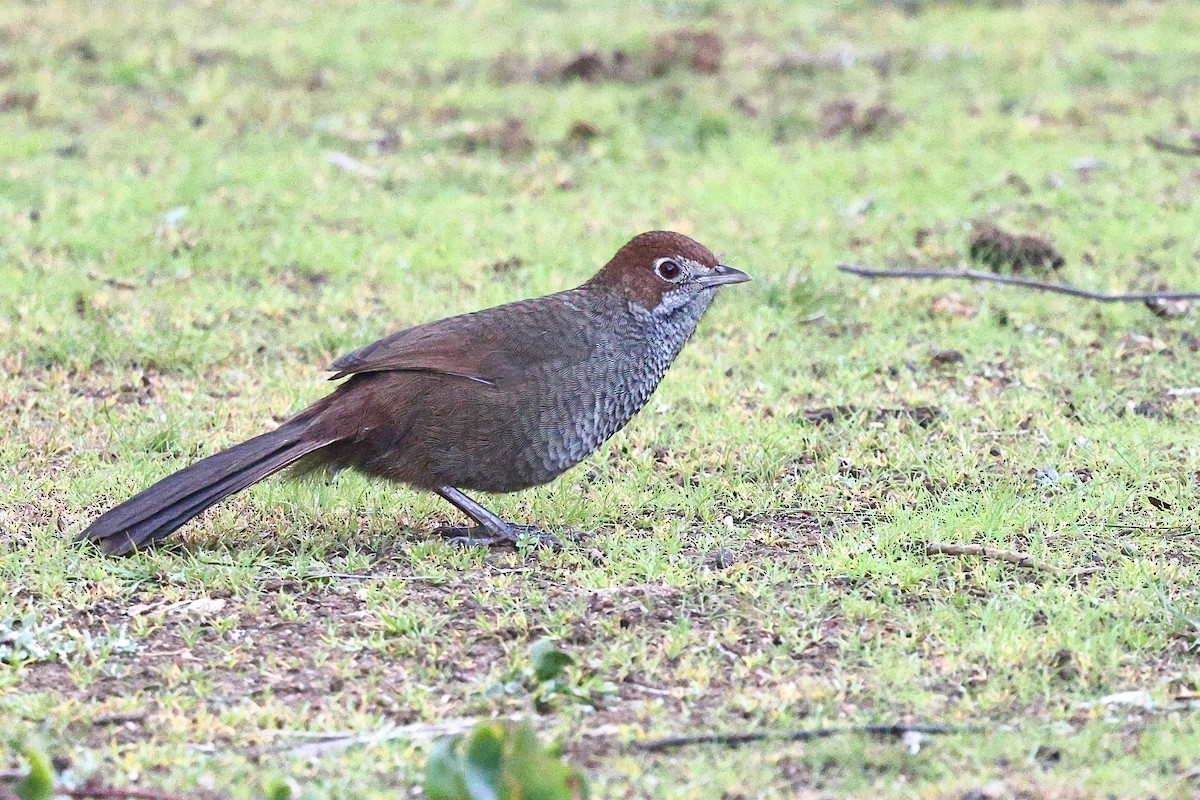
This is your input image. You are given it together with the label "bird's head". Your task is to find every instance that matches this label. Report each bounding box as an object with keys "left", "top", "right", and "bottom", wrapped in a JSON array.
[{"left": 589, "top": 231, "right": 750, "bottom": 317}]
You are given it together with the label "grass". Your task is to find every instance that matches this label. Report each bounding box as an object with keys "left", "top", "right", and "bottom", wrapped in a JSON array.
[{"left": 2, "top": 0, "right": 1200, "bottom": 797}]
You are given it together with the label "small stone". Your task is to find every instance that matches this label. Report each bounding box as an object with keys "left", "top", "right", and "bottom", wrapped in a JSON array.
[
  {"left": 1034, "top": 466, "right": 1060, "bottom": 486},
  {"left": 844, "top": 195, "right": 875, "bottom": 217},
  {"left": 1094, "top": 689, "right": 1153, "bottom": 711},
  {"left": 961, "top": 780, "right": 1008, "bottom": 800},
  {"left": 1145, "top": 297, "right": 1192, "bottom": 318},
  {"left": 178, "top": 598, "right": 226, "bottom": 617},
  {"left": 704, "top": 547, "right": 737, "bottom": 570},
  {"left": 1070, "top": 156, "right": 1105, "bottom": 172}
]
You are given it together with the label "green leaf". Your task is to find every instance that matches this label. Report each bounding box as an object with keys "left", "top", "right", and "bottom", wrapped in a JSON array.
[
  {"left": 462, "top": 723, "right": 503, "bottom": 800},
  {"left": 424, "top": 736, "right": 470, "bottom": 800},
  {"left": 15, "top": 746, "right": 54, "bottom": 800},
  {"left": 422, "top": 722, "right": 587, "bottom": 800},
  {"left": 529, "top": 639, "right": 573, "bottom": 684},
  {"left": 505, "top": 724, "right": 585, "bottom": 800},
  {"left": 263, "top": 777, "right": 293, "bottom": 800}
]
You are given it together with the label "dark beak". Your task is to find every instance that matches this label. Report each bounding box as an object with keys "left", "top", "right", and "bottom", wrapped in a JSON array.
[{"left": 697, "top": 263, "right": 752, "bottom": 288}]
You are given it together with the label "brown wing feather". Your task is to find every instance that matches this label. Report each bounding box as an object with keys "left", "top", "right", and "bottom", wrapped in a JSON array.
[
  {"left": 328, "top": 321, "right": 497, "bottom": 384},
  {"left": 327, "top": 296, "right": 587, "bottom": 384}
]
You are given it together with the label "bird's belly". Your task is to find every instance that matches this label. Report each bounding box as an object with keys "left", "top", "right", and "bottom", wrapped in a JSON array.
[{"left": 421, "top": 376, "right": 652, "bottom": 493}]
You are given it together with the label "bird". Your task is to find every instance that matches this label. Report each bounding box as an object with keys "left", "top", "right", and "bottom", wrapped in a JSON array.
[{"left": 77, "top": 231, "right": 750, "bottom": 555}]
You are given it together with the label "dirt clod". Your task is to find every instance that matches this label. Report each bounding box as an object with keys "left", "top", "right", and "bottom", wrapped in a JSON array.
[
  {"left": 930, "top": 349, "right": 964, "bottom": 367},
  {"left": 490, "top": 256, "right": 524, "bottom": 275},
  {"left": 1127, "top": 399, "right": 1169, "bottom": 419},
  {"left": 63, "top": 38, "right": 99, "bottom": 62},
  {"left": 455, "top": 118, "right": 534, "bottom": 156},
  {"left": 930, "top": 293, "right": 978, "bottom": 319},
  {"left": 731, "top": 95, "right": 758, "bottom": 117},
  {"left": 565, "top": 120, "right": 601, "bottom": 149},
  {"left": 561, "top": 51, "right": 611, "bottom": 81},
  {"left": 490, "top": 29, "right": 723, "bottom": 85},
  {"left": 819, "top": 98, "right": 903, "bottom": 140},
  {"left": 0, "top": 91, "right": 37, "bottom": 112},
  {"left": 799, "top": 406, "right": 941, "bottom": 428},
  {"left": 961, "top": 780, "right": 1009, "bottom": 800},
  {"left": 304, "top": 67, "right": 330, "bottom": 91},
  {"left": 968, "top": 221, "right": 1064, "bottom": 273},
  {"left": 651, "top": 29, "right": 723, "bottom": 76}
]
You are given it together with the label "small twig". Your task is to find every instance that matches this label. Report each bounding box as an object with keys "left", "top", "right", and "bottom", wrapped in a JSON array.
[
  {"left": 51, "top": 788, "right": 197, "bottom": 800},
  {"left": 302, "top": 570, "right": 442, "bottom": 582},
  {"left": 280, "top": 716, "right": 492, "bottom": 757},
  {"left": 632, "top": 723, "right": 967, "bottom": 753},
  {"left": 742, "top": 506, "right": 883, "bottom": 519},
  {"left": 90, "top": 710, "right": 147, "bottom": 727},
  {"left": 85, "top": 270, "right": 139, "bottom": 290},
  {"left": 256, "top": 730, "right": 361, "bottom": 740},
  {"left": 1167, "top": 387, "right": 1200, "bottom": 397},
  {"left": 1146, "top": 134, "right": 1200, "bottom": 157},
  {"left": 971, "top": 430, "right": 1032, "bottom": 438},
  {"left": 1102, "top": 523, "right": 1197, "bottom": 536},
  {"left": 924, "top": 542, "right": 1099, "bottom": 579},
  {"left": 838, "top": 264, "right": 1200, "bottom": 303}
]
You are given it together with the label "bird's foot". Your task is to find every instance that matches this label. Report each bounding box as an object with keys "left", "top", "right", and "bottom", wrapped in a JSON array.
[{"left": 432, "top": 523, "right": 563, "bottom": 550}]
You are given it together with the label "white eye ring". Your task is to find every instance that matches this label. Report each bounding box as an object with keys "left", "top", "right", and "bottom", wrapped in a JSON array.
[{"left": 654, "top": 257, "right": 683, "bottom": 282}]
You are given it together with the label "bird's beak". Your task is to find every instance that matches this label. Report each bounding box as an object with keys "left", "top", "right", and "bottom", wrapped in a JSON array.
[{"left": 697, "top": 263, "right": 752, "bottom": 288}]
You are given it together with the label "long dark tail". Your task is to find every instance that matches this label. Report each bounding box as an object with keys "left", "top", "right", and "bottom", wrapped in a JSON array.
[{"left": 78, "top": 421, "right": 337, "bottom": 555}]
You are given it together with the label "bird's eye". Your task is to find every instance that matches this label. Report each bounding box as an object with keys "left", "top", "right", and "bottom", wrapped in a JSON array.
[{"left": 654, "top": 258, "right": 683, "bottom": 282}]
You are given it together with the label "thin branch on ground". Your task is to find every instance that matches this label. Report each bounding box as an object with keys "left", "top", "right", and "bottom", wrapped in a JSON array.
[
  {"left": 90, "top": 710, "right": 147, "bottom": 727},
  {"left": 302, "top": 570, "right": 443, "bottom": 582},
  {"left": 631, "top": 723, "right": 967, "bottom": 753},
  {"left": 740, "top": 506, "right": 884, "bottom": 520},
  {"left": 1102, "top": 523, "right": 1197, "bottom": 537},
  {"left": 0, "top": 774, "right": 199, "bottom": 800},
  {"left": 45, "top": 789, "right": 194, "bottom": 800},
  {"left": 278, "top": 716, "right": 504, "bottom": 757},
  {"left": 838, "top": 264, "right": 1200, "bottom": 303},
  {"left": 924, "top": 542, "right": 1100, "bottom": 579},
  {"left": 1146, "top": 134, "right": 1200, "bottom": 157}
]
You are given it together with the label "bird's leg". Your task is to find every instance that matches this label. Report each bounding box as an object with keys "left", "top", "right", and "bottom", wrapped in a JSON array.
[{"left": 431, "top": 486, "right": 562, "bottom": 549}]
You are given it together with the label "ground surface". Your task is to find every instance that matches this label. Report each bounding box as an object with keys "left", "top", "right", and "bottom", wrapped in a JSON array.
[{"left": 3, "top": 1, "right": 1200, "bottom": 797}]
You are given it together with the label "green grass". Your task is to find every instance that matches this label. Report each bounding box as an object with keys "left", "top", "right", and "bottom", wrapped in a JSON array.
[{"left": 3, "top": 0, "right": 1200, "bottom": 797}]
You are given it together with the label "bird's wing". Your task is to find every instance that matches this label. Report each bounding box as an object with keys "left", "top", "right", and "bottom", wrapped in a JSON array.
[
  {"left": 326, "top": 296, "right": 589, "bottom": 385},
  {"left": 328, "top": 318, "right": 497, "bottom": 384}
]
